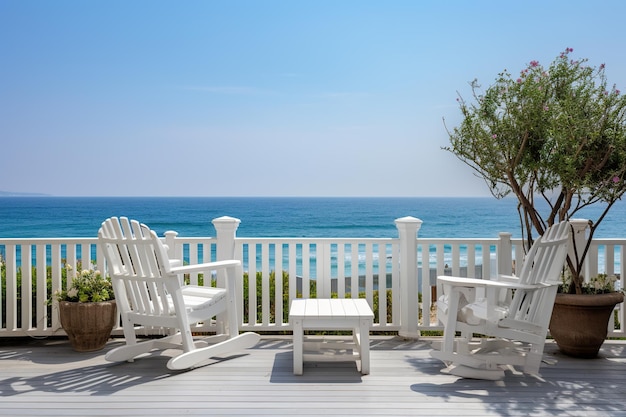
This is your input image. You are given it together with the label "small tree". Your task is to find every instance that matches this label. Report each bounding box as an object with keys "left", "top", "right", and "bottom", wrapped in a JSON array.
[{"left": 444, "top": 48, "right": 626, "bottom": 294}]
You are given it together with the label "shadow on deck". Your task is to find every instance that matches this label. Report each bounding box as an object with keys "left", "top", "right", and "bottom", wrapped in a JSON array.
[{"left": 1, "top": 336, "right": 626, "bottom": 416}]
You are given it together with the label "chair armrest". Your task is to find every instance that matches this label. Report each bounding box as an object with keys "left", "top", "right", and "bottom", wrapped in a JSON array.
[
  {"left": 437, "top": 276, "right": 497, "bottom": 287},
  {"left": 437, "top": 275, "right": 554, "bottom": 290},
  {"left": 170, "top": 260, "right": 241, "bottom": 275}
]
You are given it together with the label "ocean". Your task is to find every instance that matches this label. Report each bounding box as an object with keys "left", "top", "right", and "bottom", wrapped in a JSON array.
[{"left": 1, "top": 196, "right": 626, "bottom": 239}]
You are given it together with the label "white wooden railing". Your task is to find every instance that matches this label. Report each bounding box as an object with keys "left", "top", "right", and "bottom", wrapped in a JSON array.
[{"left": 1, "top": 216, "right": 624, "bottom": 339}]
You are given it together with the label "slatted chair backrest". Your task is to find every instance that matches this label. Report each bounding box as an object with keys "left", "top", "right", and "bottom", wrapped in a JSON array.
[
  {"left": 99, "top": 217, "right": 179, "bottom": 320},
  {"left": 506, "top": 221, "right": 570, "bottom": 327}
]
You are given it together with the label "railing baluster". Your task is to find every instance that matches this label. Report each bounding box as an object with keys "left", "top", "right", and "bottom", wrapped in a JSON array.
[
  {"left": 51, "top": 243, "right": 62, "bottom": 331},
  {"left": 36, "top": 244, "right": 47, "bottom": 331},
  {"left": 482, "top": 243, "right": 491, "bottom": 278},
  {"left": 288, "top": 243, "right": 297, "bottom": 303},
  {"left": 467, "top": 244, "right": 476, "bottom": 277},
  {"left": 378, "top": 243, "right": 387, "bottom": 326},
  {"left": 274, "top": 243, "right": 284, "bottom": 326},
  {"left": 189, "top": 243, "right": 199, "bottom": 285},
  {"left": 350, "top": 243, "right": 359, "bottom": 298},
  {"left": 5, "top": 244, "right": 17, "bottom": 331},
  {"left": 261, "top": 242, "right": 270, "bottom": 326},
  {"left": 302, "top": 243, "right": 310, "bottom": 299},
  {"left": 248, "top": 243, "right": 257, "bottom": 326},
  {"left": 391, "top": 242, "right": 400, "bottom": 327},
  {"left": 22, "top": 244, "right": 33, "bottom": 332},
  {"left": 337, "top": 243, "right": 346, "bottom": 297},
  {"left": 365, "top": 242, "right": 373, "bottom": 305},
  {"left": 451, "top": 244, "right": 460, "bottom": 276}
]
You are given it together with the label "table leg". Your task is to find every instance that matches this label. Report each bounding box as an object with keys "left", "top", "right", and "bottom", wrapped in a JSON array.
[
  {"left": 293, "top": 318, "right": 303, "bottom": 375},
  {"left": 359, "top": 318, "right": 371, "bottom": 375}
]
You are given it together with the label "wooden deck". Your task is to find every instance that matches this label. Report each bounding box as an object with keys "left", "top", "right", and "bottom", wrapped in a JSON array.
[{"left": 1, "top": 335, "right": 626, "bottom": 416}]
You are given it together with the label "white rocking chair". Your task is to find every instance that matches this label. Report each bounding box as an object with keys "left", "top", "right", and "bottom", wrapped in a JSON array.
[
  {"left": 98, "top": 217, "right": 260, "bottom": 370},
  {"left": 431, "top": 221, "right": 570, "bottom": 380}
]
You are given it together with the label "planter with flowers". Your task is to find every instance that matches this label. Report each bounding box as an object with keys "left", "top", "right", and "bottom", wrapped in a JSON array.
[
  {"left": 549, "top": 221, "right": 624, "bottom": 358},
  {"left": 445, "top": 48, "right": 626, "bottom": 358},
  {"left": 51, "top": 267, "right": 116, "bottom": 352},
  {"left": 551, "top": 282, "right": 624, "bottom": 358}
]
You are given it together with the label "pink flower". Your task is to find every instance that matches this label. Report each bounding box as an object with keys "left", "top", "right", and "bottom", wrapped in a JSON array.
[
  {"left": 616, "top": 90, "right": 621, "bottom": 95},
  {"left": 517, "top": 78, "right": 522, "bottom": 83},
  {"left": 530, "top": 60, "right": 539, "bottom": 67},
  {"left": 567, "top": 47, "right": 573, "bottom": 53},
  {"left": 600, "top": 63, "right": 606, "bottom": 70},
  {"left": 613, "top": 176, "right": 620, "bottom": 183},
  {"left": 543, "top": 105, "right": 549, "bottom": 111},
  {"left": 492, "top": 134, "right": 497, "bottom": 139}
]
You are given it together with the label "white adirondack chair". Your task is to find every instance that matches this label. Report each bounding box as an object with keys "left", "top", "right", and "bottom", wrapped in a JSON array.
[
  {"left": 431, "top": 221, "right": 570, "bottom": 380},
  {"left": 98, "top": 217, "right": 260, "bottom": 370}
]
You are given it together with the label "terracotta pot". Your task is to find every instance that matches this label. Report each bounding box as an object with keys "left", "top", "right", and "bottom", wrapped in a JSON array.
[
  {"left": 549, "top": 292, "right": 624, "bottom": 358},
  {"left": 59, "top": 300, "right": 117, "bottom": 352}
]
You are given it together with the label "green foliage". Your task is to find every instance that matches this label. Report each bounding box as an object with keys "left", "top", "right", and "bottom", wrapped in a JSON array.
[
  {"left": 49, "top": 265, "right": 114, "bottom": 304},
  {"left": 561, "top": 272, "right": 623, "bottom": 295},
  {"left": 445, "top": 48, "right": 626, "bottom": 293},
  {"left": 242, "top": 270, "right": 291, "bottom": 323},
  {"left": 1, "top": 258, "right": 70, "bottom": 328},
  {"left": 242, "top": 271, "right": 394, "bottom": 327}
]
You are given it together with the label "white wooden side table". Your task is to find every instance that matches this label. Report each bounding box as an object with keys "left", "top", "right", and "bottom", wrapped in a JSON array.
[{"left": 289, "top": 298, "right": 374, "bottom": 375}]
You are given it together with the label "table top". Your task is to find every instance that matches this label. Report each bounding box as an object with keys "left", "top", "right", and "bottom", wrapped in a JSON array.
[{"left": 289, "top": 298, "right": 374, "bottom": 319}]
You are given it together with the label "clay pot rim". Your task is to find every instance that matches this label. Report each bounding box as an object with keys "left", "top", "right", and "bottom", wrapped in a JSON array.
[
  {"left": 59, "top": 300, "right": 116, "bottom": 305},
  {"left": 555, "top": 292, "right": 624, "bottom": 307}
]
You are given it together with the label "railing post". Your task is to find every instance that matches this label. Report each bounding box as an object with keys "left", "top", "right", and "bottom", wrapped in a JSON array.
[
  {"left": 497, "top": 232, "right": 513, "bottom": 276},
  {"left": 395, "top": 216, "right": 422, "bottom": 339},
  {"left": 212, "top": 216, "right": 242, "bottom": 333},
  {"left": 212, "top": 216, "right": 241, "bottom": 261},
  {"left": 164, "top": 231, "right": 179, "bottom": 260}
]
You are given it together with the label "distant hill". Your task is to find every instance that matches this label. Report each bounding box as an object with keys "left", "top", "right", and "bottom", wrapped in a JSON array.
[{"left": 0, "top": 191, "right": 50, "bottom": 196}]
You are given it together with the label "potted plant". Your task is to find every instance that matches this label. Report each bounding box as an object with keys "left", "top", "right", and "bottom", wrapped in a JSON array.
[
  {"left": 444, "top": 48, "right": 626, "bottom": 357},
  {"left": 50, "top": 265, "right": 117, "bottom": 352},
  {"left": 551, "top": 271, "right": 624, "bottom": 357}
]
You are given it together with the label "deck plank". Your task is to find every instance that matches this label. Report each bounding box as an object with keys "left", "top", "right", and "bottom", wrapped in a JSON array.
[{"left": 1, "top": 336, "right": 626, "bottom": 416}]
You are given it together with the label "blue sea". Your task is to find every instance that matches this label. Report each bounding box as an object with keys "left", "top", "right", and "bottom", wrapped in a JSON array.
[{"left": 2, "top": 196, "right": 626, "bottom": 239}]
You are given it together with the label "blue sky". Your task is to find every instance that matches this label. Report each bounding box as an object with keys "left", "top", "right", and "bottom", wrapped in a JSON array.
[{"left": 2, "top": 0, "right": 626, "bottom": 197}]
